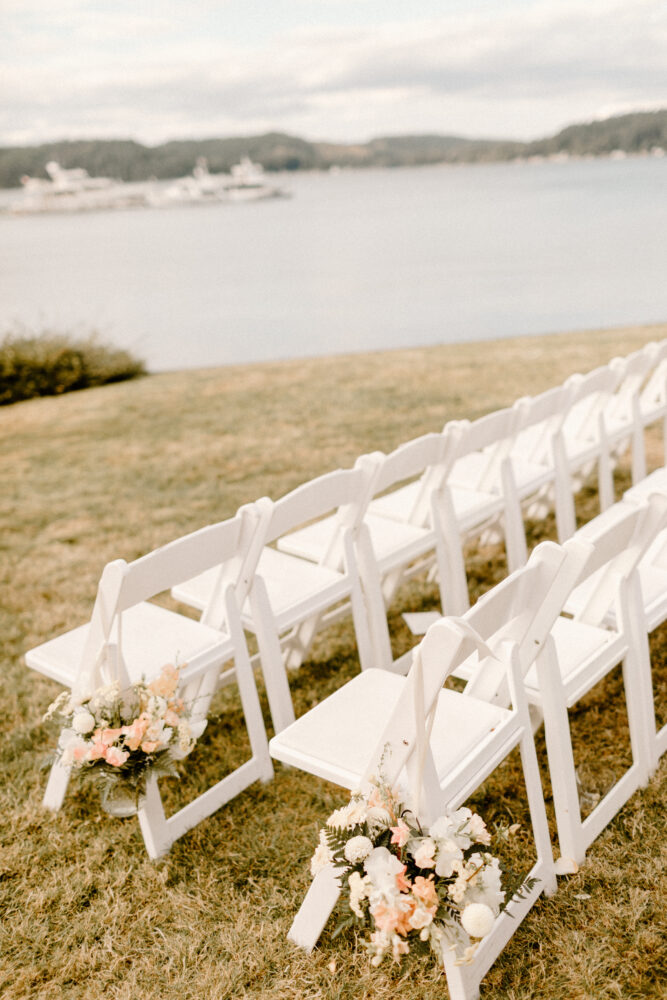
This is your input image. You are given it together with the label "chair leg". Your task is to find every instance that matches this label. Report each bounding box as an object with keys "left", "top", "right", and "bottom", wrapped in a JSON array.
[
  {"left": 137, "top": 774, "right": 171, "bottom": 860},
  {"left": 247, "top": 580, "right": 296, "bottom": 734},
  {"left": 535, "top": 659, "right": 585, "bottom": 867},
  {"left": 42, "top": 755, "right": 73, "bottom": 811},
  {"left": 518, "top": 725, "right": 557, "bottom": 896}
]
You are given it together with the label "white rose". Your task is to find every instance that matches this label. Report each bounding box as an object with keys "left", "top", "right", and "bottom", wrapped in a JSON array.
[
  {"left": 344, "top": 835, "right": 374, "bottom": 864},
  {"left": 71, "top": 709, "right": 96, "bottom": 735},
  {"left": 461, "top": 903, "right": 495, "bottom": 939}
]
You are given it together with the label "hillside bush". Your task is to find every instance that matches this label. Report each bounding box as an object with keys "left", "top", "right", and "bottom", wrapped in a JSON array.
[{"left": 0, "top": 330, "right": 146, "bottom": 405}]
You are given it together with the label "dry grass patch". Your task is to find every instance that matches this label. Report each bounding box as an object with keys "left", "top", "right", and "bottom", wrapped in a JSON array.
[{"left": 1, "top": 323, "right": 666, "bottom": 999}]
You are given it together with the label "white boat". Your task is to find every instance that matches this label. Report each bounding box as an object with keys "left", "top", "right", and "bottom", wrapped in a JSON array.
[
  {"left": 12, "top": 161, "right": 149, "bottom": 214},
  {"left": 151, "top": 157, "right": 290, "bottom": 206},
  {"left": 153, "top": 157, "right": 230, "bottom": 205},
  {"left": 224, "top": 157, "right": 289, "bottom": 202}
]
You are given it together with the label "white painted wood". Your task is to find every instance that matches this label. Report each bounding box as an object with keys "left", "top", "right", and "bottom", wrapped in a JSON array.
[
  {"left": 559, "top": 364, "right": 622, "bottom": 513},
  {"left": 271, "top": 541, "right": 582, "bottom": 995},
  {"left": 521, "top": 496, "right": 667, "bottom": 864},
  {"left": 25, "top": 505, "right": 274, "bottom": 858}
]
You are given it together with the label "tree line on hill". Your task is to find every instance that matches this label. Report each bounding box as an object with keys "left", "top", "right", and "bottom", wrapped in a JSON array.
[{"left": 0, "top": 109, "right": 665, "bottom": 189}]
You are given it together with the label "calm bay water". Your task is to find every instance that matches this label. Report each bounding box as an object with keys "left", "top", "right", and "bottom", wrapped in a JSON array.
[{"left": 1, "top": 157, "right": 665, "bottom": 372}]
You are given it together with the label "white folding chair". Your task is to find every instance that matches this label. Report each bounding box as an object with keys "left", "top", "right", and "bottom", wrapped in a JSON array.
[
  {"left": 26, "top": 505, "right": 274, "bottom": 859},
  {"left": 276, "top": 431, "right": 463, "bottom": 674},
  {"left": 557, "top": 363, "right": 623, "bottom": 514},
  {"left": 173, "top": 462, "right": 379, "bottom": 734},
  {"left": 364, "top": 409, "right": 527, "bottom": 612},
  {"left": 525, "top": 497, "right": 667, "bottom": 865},
  {"left": 270, "top": 540, "right": 589, "bottom": 1000}
]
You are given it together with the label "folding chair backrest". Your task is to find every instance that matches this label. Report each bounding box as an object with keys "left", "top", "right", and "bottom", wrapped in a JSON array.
[
  {"left": 461, "top": 538, "right": 590, "bottom": 702},
  {"left": 264, "top": 461, "right": 377, "bottom": 569},
  {"left": 608, "top": 347, "right": 659, "bottom": 418},
  {"left": 450, "top": 406, "right": 519, "bottom": 492},
  {"left": 570, "top": 493, "right": 667, "bottom": 627},
  {"left": 363, "top": 539, "right": 588, "bottom": 796},
  {"left": 512, "top": 384, "right": 571, "bottom": 465},
  {"left": 77, "top": 504, "right": 267, "bottom": 691},
  {"left": 369, "top": 427, "right": 459, "bottom": 525},
  {"left": 562, "top": 364, "right": 622, "bottom": 440}
]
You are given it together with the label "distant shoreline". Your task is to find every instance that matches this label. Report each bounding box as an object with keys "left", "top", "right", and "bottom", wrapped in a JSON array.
[{"left": 1, "top": 107, "right": 665, "bottom": 189}]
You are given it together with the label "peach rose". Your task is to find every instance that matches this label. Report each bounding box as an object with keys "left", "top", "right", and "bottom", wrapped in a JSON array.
[
  {"left": 104, "top": 746, "right": 129, "bottom": 766},
  {"left": 412, "top": 875, "right": 438, "bottom": 907}
]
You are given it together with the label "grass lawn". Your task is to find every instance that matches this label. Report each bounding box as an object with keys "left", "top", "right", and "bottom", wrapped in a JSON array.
[{"left": 1, "top": 323, "right": 666, "bottom": 999}]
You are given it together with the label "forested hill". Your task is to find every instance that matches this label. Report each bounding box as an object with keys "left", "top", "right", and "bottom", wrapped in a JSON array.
[{"left": 1, "top": 109, "right": 665, "bottom": 189}]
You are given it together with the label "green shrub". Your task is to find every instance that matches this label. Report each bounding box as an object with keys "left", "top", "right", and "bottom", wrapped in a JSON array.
[{"left": 0, "top": 331, "right": 146, "bottom": 405}]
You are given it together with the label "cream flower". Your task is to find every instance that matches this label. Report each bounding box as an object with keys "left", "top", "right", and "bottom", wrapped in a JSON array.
[
  {"left": 327, "top": 798, "right": 367, "bottom": 830},
  {"left": 466, "top": 812, "right": 491, "bottom": 846},
  {"left": 105, "top": 745, "right": 130, "bottom": 767},
  {"left": 348, "top": 871, "right": 370, "bottom": 918},
  {"left": 461, "top": 903, "right": 495, "bottom": 939},
  {"left": 412, "top": 837, "right": 436, "bottom": 869},
  {"left": 344, "top": 835, "right": 374, "bottom": 864},
  {"left": 461, "top": 854, "right": 505, "bottom": 912},
  {"left": 71, "top": 709, "right": 96, "bottom": 735},
  {"left": 310, "top": 829, "right": 333, "bottom": 877}
]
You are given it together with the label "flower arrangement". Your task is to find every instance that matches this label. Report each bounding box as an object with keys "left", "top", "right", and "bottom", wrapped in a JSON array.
[
  {"left": 310, "top": 778, "right": 527, "bottom": 968},
  {"left": 43, "top": 664, "right": 205, "bottom": 813}
]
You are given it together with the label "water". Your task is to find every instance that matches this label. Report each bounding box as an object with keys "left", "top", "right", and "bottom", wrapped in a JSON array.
[{"left": 1, "top": 157, "right": 665, "bottom": 372}]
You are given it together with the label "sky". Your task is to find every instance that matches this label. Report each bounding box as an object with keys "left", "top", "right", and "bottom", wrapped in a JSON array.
[{"left": 2, "top": 0, "right": 666, "bottom": 148}]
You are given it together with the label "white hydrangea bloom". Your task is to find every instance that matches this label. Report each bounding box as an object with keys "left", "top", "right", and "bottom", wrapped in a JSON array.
[
  {"left": 364, "top": 846, "right": 405, "bottom": 899},
  {"left": 434, "top": 838, "right": 464, "bottom": 878},
  {"left": 458, "top": 854, "right": 505, "bottom": 912}
]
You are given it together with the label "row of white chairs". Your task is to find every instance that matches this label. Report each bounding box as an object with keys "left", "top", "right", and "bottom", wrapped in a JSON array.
[
  {"left": 25, "top": 343, "right": 667, "bottom": 894},
  {"left": 273, "top": 489, "right": 667, "bottom": 1000}
]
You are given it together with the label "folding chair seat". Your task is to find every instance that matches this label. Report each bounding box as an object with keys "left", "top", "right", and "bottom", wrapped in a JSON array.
[
  {"left": 557, "top": 363, "right": 623, "bottom": 514},
  {"left": 173, "top": 463, "right": 379, "bottom": 734},
  {"left": 26, "top": 505, "right": 274, "bottom": 859},
  {"left": 270, "top": 540, "right": 589, "bottom": 1000}
]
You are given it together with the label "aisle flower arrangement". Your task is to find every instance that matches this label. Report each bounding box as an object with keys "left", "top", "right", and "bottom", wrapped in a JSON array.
[
  {"left": 310, "top": 778, "right": 524, "bottom": 968},
  {"left": 43, "top": 664, "right": 205, "bottom": 813}
]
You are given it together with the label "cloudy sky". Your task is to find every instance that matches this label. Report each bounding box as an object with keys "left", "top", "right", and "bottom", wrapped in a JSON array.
[{"left": 2, "top": 0, "right": 666, "bottom": 148}]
